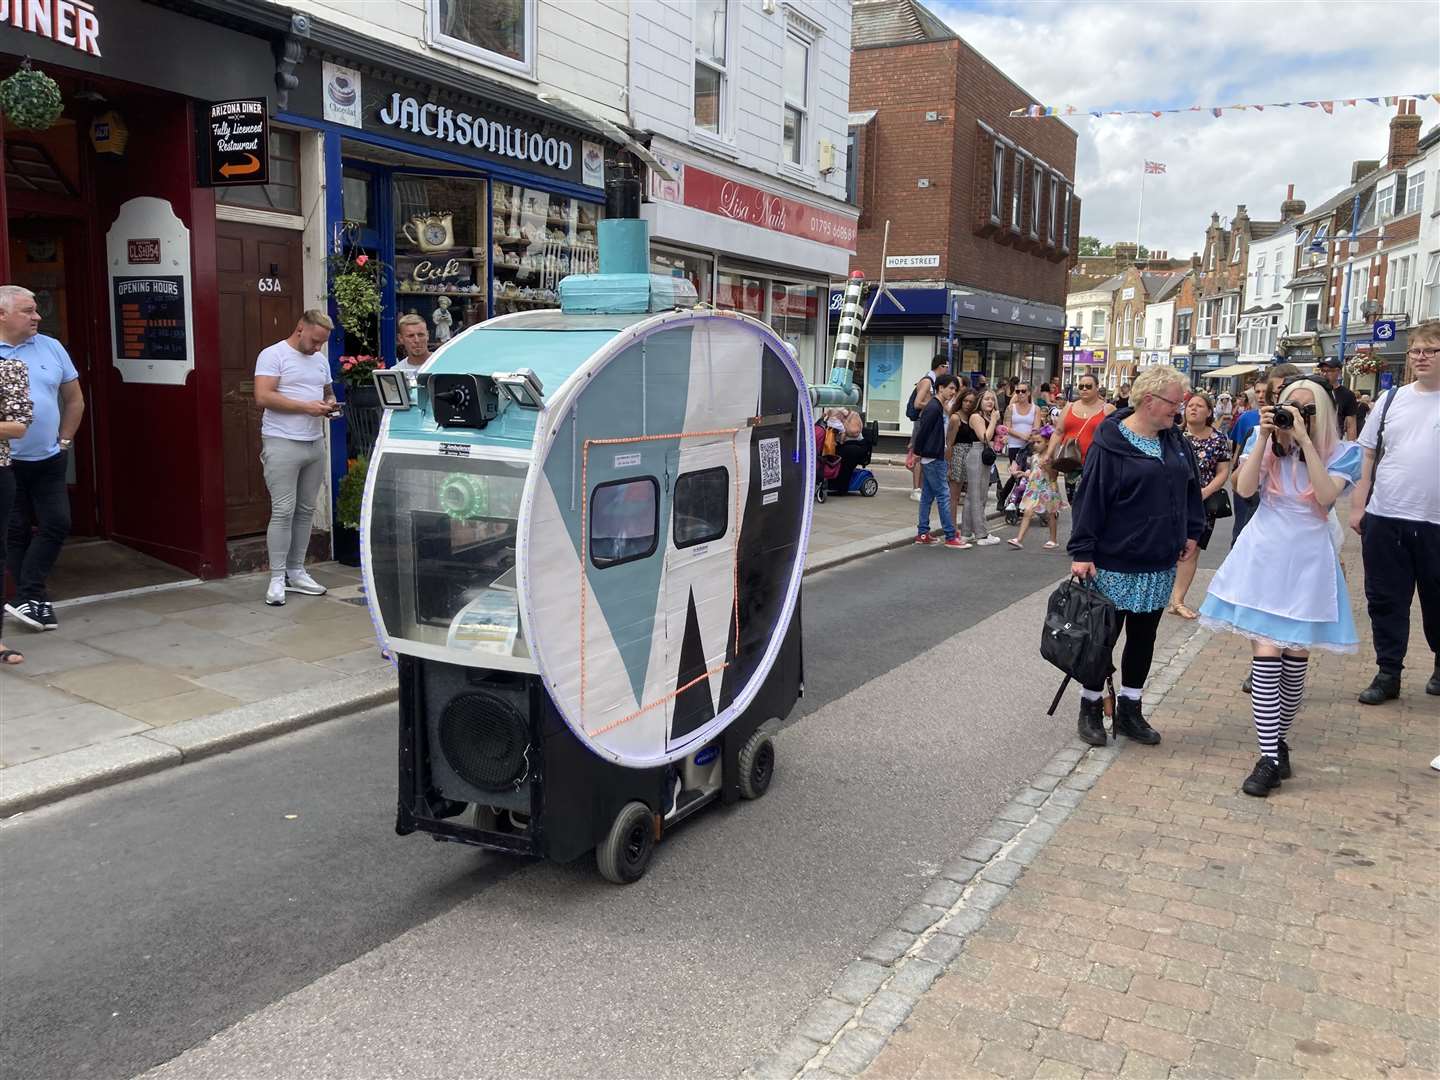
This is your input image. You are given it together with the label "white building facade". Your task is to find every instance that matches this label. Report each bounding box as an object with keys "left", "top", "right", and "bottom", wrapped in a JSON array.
[
  {"left": 630, "top": 0, "right": 858, "bottom": 382},
  {"left": 1239, "top": 224, "right": 1294, "bottom": 367},
  {"left": 1063, "top": 277, "right": 1118, "bottom": 385},
  {"left": 1141, "top": 297, "right": 1174, "bottom": 368}
]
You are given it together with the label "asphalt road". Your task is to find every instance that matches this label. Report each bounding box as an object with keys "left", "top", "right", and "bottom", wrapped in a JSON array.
[{"left": 0, "top": 512, "right": 1235, "bottom": 1080}]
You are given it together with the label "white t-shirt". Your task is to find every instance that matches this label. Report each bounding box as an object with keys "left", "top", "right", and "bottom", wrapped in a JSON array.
[
  {"left": 256, "top": 340, "right": 330, "bottom": 441},
  {"left": 1357, "top": 383, "right": 1440, "bottom": 525},
  {"left": 394, "top": 356, "right": 428, "bottom": 382}
]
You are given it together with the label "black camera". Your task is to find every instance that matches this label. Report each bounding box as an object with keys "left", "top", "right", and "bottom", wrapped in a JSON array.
[{"left": 1272, "top": 402, "right": 1314, "bottom": 429}]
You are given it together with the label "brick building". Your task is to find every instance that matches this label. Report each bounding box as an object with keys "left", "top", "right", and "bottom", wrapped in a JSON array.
[
  {"left": 1104, "top": 267, "right": 1185, "bottom": 388},
  {"left": 842, "top": 0, "right": 1079, "bottom": 435}
]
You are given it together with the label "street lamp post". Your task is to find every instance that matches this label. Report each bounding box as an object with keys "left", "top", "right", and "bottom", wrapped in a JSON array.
[{"left": 1333, "top": 192, "right": 1363, "bottom": 372}]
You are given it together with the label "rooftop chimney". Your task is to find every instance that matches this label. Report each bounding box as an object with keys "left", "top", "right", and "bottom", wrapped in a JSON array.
[
  {"left": 1351, "top": 159, "right": 1380, "bottom": 184},
  {"left": 1190, "top": 253, "right": 1202, "bottom": 272},
  {"left": 1280, "top": 183, "right": 1307, "bottom": 222},
  {"left": 1388, "top": 98, "right": 1422, "bottom": 168}
]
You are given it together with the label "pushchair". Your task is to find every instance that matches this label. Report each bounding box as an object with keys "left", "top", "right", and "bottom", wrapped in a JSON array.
[
  {"left": 814, "top": 419, "right": 879, "bottom": 503},
  {"left": 1003, "top": 467, "right": 1052, "bottom": 527}
]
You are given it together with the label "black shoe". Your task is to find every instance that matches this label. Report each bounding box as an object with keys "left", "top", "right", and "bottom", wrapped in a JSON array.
[
  {"left": 34, "top": 601, "right": 57, "bottom": 631},
  {"left": 1241, "top": 674, "right": 1252, "bottom": 694},
  {"left": 1077, "top": 697, "right": 1107, "bottom": 747},
  {"left": 1242, "top": 756, "right": 1282, "bottom": 797},
  {"left": 1277, "top": 739, "right": 1292, "bottom": 780},
  {"left": 1427, "top": 665, "right": 1440, "bottom": 697},
  {"left": 1114, "top": 695, "right": 1162, "bottom": 745},
  {"left": 3, "top": 600, "right": 48, "bottom": 632},
  {"left": 1358, "top": 672, "right": 1401, "bottom": 705}
]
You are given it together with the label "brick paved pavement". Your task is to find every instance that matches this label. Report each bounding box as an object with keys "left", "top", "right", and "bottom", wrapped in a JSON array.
[{"left": 764, "top": 546, "right": 1438, "bottom": 1080}]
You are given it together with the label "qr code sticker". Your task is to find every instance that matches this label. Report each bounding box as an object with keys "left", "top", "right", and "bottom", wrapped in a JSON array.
[{"left": 759, "top": 437, "right": 782, "bottom": 491}]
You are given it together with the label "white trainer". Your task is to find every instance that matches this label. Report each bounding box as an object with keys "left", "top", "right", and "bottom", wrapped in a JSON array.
[
  {"left": 265, "top": 577, "right": 286, "bottom": 607},
  {"left": 285, "top": 568, "right": 328, "bottom": 596},
  {"left": 974, "top": 535, "right": 1002, "bottom": 546}
]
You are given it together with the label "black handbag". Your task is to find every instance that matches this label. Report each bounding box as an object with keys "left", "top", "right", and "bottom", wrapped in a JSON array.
[
  {"left": 981, "top": 445, "right": 997, "bottom": 466},
  {"left": 1204, "top": 489, "right": 1233, "bottom": 519},
  {"left": 1041, "top": 575, "right": 1119, "bottom": 715}
]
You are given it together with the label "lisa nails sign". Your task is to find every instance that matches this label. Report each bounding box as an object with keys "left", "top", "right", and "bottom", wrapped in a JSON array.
[
  {"left": 2, "top": 0, "right": 101, "bottom": 56},
  {"left": 681, "top": 165, "right": 857, "bottom": 251},
  {"left": 204, "top": 99, "right": 269, "bottom": 187}
]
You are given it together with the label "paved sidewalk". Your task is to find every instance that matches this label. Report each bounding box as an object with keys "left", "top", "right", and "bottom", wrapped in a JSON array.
[
  {"left": 755, "top": 545, "right": 1439, "bottom": 1080},
  {"left": 0, "top": 464, "right": 986, "bottom": 814}
]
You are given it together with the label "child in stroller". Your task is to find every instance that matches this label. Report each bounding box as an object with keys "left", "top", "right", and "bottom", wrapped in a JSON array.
[{"left": 816, "top": 408, "right": 879, "bottom": 502}]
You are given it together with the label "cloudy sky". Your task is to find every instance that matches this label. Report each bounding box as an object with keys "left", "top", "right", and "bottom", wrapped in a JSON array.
[{"left": 929, "top": 0, "right": 1440, "bottom": 259}]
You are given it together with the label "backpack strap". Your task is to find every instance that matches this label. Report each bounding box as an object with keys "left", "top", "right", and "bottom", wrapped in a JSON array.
[{"left": 1366, "top": 386, "right": 1400, "bottom": 506}]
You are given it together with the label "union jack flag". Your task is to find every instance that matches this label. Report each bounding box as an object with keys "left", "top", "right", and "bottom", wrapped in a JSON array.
[{"left": 1145, "top": 161, "right": 1167, "bottom": 174}]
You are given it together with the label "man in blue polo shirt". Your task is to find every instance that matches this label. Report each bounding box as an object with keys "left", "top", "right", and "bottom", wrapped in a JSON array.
[{"left": 0, "top": 285, "right": 85, "bottom": 632}]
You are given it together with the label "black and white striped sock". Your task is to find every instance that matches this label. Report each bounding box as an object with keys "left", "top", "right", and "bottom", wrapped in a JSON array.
[
  {"left": 1279, "top": 654, "right": 1308, "bottom": 739},
  {"left": 1251, "top": 656, "right": 1283, "bottom": 762}
]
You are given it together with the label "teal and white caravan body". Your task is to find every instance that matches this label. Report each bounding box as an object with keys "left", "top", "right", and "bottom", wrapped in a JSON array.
[{"left": 361, "top": 210, "right": 814, "bottom": 882}]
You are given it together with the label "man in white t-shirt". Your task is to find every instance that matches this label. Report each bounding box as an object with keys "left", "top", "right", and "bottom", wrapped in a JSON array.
[
  {"left": 394, "top": 314, "right": 431, "bottom": 380},
  {"left": 1350, "top": 326, "right": 1440, "bottom": 705},
  {"left": 254, "top": 309, "right": 339, "bottom": 607}
]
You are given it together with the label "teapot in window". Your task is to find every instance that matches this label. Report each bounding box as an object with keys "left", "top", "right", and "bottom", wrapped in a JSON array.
[{"left": 402, "top": 212, "right": 455, "bottom": 252}]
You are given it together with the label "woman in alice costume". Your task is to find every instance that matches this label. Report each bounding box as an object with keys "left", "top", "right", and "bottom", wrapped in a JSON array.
[{"left": 1199, "top": 377, "right": 1362, "bottom": 798}]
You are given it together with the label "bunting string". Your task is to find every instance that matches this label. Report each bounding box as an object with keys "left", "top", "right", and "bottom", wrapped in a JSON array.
[{"left": 1010, "top": 93, "right": 1440, "bottom": 119}]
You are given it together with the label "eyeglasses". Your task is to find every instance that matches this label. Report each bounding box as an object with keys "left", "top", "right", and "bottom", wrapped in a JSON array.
[
  {"left": 1016, "top": 388, "right": 1030, "bottom": 394},
  {"left": 1150, "top": 393, "right": 1183, "bottom": 409},
  {"left": 1079, "top": 383, "right": 1097, "bottom": 391},
  {"left": 1406, "top": 347, "right": 1440, "bottom": 360}
]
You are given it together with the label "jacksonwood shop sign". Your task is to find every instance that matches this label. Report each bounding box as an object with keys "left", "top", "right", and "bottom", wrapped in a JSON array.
[
  {"left": 377, "top": 93, "right": 574, "bottom": 172},
  {"left": 291, "top": 59, "right": 593, "bottom": 187}
]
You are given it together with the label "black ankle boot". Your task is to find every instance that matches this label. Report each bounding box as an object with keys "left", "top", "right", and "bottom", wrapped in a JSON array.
[
  {"left": 1427, "top": 664, "right": 1440, "bottom": 697},
  {"left": 1113, "top": 695, "right": 1161, "bottom": 745},
  {"left": 1077, "top": 697, "right": 1107, "bottom": 747},
  {"left": 1358, "top": 671, "right": 1401, "bottom": 705},
  {"left": 1277, "top": 739, "right": 1292, "bottom": 780},
  {"left": 1242, "top": 756, "right": 1282, "bottom": 797}
]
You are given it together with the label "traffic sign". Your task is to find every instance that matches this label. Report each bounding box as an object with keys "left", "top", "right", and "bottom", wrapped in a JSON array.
[
  {"left": 1067, "top": 328, "right": 1082, "bottom": 348},
  {"left": 1372, "top": 320, "right": 1396, "bottom": 342}
]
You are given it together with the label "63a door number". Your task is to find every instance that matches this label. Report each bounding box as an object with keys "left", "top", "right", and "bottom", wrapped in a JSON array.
[{"left": 258, "top": 277, "right": 283, "bottom": 293}]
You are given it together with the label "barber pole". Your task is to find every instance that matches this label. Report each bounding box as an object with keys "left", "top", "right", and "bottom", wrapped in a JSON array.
[{"left": 810, "top": 270, "right": 864, "bottom": 407}]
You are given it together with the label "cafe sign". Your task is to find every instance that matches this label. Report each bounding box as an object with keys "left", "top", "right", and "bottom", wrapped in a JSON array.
[{"left": 203, "top": 99, "right": 269, "bottom": 186}]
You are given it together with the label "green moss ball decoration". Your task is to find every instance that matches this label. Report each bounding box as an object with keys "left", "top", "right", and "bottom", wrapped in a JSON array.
[{"left": 0, "top": 66, "right": 64, "bottom": 131}]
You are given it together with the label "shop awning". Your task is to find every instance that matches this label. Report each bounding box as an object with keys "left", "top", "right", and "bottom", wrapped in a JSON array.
[{"left": 1200, "top": 363, "right": 1261, "bottom": 379}]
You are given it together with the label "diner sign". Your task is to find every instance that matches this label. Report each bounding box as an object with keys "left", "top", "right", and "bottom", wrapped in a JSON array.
[
  {"left": 2, "top": 0, "right": 101, "bottom": 57},
  {"left": 204, "top": 99, "right": 269, "bottom": 186},
  {"left": 681, "top": 166, "right": 857, "bottom": 252}
]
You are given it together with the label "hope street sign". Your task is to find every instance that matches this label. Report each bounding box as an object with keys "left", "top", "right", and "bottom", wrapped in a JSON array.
[{"left": 203, "top": 99, "right": 269, "bottom": 186}]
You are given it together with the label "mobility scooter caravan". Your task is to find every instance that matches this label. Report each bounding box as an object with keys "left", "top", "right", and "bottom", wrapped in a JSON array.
[{"left": 361, "top": 176, "right": 815, "bottom": 882}]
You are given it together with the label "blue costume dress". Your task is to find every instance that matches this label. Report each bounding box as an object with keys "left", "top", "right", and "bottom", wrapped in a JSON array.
[{"left": 1198, "top": 434, "right": 1362, "bottom": 653}]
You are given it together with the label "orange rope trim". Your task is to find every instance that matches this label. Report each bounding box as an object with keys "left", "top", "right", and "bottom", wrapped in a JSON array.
[
  {"left": 578, "top": 424, "right": 751, "bottom": 736},
  {"left": 586, "top": 662, "right": 730, "bottom": 737}
]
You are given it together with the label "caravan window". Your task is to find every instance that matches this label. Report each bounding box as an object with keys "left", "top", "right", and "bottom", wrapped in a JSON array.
[
  {"left": 674, "top": 466, "right": 729, "bottom": 548},
  {"left": 590, "top": 478, "right": 659, "bottom": 568}
]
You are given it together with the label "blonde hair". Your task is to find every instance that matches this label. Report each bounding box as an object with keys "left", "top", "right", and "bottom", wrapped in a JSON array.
[
  {"left": 1130, "top": 364, "right": 1188, "bottom": 406},
  {"left": 299, "top": 309, "right": 334, "bottom": 331},
  {"left": 1258, "top": 379, "right": 1339, "bottom": 516},
  {"left": 1411, "top": 320, "right": 1440, "bottom": 347},
  {"left": 396, "top": 313, "right": 427, "bottom": 333}
]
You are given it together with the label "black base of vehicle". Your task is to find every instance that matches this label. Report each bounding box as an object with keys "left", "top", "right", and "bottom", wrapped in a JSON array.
[{"left": 395, "top": 603, "right": 802, "bottom": 882}]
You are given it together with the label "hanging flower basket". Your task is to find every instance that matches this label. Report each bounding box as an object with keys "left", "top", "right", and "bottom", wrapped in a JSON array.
[
  {"left": 0, "top": 62, "right": 64, "bottom": 131},
  {"left": 1345, "top": 354, "right": 1383, "bottom": 376}
]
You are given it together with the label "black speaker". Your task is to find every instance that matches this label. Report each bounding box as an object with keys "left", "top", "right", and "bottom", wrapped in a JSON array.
[{"left": 423, "top": 667, "right": 534, "bottom": 813}]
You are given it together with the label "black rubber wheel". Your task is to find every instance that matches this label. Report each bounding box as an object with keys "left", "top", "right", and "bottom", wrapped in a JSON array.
[
  {"left": 737, "top": 731, "right": 775, "bottom": 800},
  {"left": 815, "top": 483, "right": 827, "bottom": 504},
  {"left": 861, "top": 476, "right": 879, "bottom": 497},
  {"left": 596, "top": 801, "right": 655, "bottom": 884}
]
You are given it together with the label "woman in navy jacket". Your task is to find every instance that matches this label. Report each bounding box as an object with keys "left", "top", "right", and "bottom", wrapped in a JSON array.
[{"left": 1068, "top": 366, "right": 1206, "bottom": 747}]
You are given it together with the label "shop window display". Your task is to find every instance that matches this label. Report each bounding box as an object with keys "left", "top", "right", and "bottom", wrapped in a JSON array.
[
  {"left": 393, "top": 174, "right": 489, "bottom": 340},
  {"left": 492, "top": 183, "right": 600, "bottom": 315}
]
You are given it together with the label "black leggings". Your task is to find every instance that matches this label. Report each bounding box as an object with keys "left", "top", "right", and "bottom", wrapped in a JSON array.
[{"left": 1082, "top": 607, "right": 1164, "bottom": 692}]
